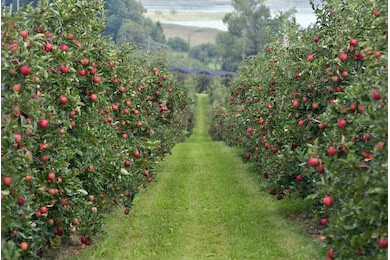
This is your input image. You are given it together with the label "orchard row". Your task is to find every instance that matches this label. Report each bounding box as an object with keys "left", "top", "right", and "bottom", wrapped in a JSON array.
[
  {"left": 210, "top": 0, "right": 387, "bottom": 259},
  {"left": 1, "top": 1, "right": 192, "bottom": 259}
]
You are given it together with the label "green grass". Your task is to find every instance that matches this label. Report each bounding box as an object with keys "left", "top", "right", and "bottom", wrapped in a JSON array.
[{"left": 68, "top": 94, "right": 324, "bottom": 260}]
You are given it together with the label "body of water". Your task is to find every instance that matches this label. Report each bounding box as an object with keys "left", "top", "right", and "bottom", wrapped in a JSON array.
[{"left": 141, "top": 0, "right": 320, "bottom": 30}]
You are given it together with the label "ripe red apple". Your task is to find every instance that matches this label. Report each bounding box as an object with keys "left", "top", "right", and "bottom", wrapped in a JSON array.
[
  {"left": 328, "top": 146, "right": 338, "bottom": 156},
  {"left": 168, "top": 88, "right": 173, "bottom": 93},
  {"left": 313, "top": 35, "right": 320, "bottom": 43},
  {"left": 48, "top": 172, "right": 56, "bottom": 180},
  {"left": 295, "top": 175, "right": 303, "bottom": 182},
  {"left": 60, "top": 44, "right": 69, "bottom": 51},
  {"left": 119, "top": 86, "right": 126, "bottom": 93},
  {"left": 124, "top": 208, "right": 130, "bottom": 215},
  {"left": 108, "top": 61, "right": 114, "bottom": 67},
  {"left": 317, "top": 165, "right": 325, "bottom": 173},
  {"left": 38, "top": 119, "right": 49, "bottom": 129},
  {"left": 308, "top": 157, "right": 319, "bottom": 167},
  {"left": 358, "top": 106, "right": 365, "bottom": 114},
  {"left": 378, "top": 237, "right": 388, "bottom": 248},
  {"left": 276, "top": 194, "right": 283, "bottom": 200},
  {"left": 339, "top": 52, "right": 348, "bottom": 62},
  {"left": 122, "top": 133, "right": 128, "bottom": 139},
  {"left": 21, "top": 30, "right": 29, "bottom": 39},
  {"left": 44, "top": 43, "right": 53, "bottom": 52},
  {"left": 307, "top": 54, "right": 314, "bottom": 61},
  {"left": 319, "top": 123, "right": 327, "bottom": 129},
  {"left": 60, "top": 64, "right": 69, "bottom": 73},
  {"left": 17, "top": 197, "right": 26, "bottom": 206},
  {"left": 269, "top": 189, "right": 275, "bottom": 195},
  {"left": 266, "top": 104, "right": 273, "bottom": 109},
  {"left": 374, "top": 51, "right": 381, "bottom": 59},
  {"left": 247, "top": 127, "right": 253, "bottom": 134},
  {"left": 93, "top": 76, "right": 101, "bottom": 83},
  {"left": 349, "top": 38, "right": 358, "bottom": 46},
  {"left": 89, "top": 68, "right": 97, "bottom": 75},
  {"left": 264, "top": 143, "right": 270, "bottom": 150},
  {"left": 20, "top": 242, "right": 29, "bottom": 251},
  {"left": 298, "top": 120, "right": 305, "bottom": 126},
  {"left": 12, "top": 83, "right": 21, "bottom": 92},
  {"left": 295, "top": 72, "right": 301, "bottom": 79},
  {"left": 81, "top": 236, "right": 89, "bottom": 245},
  {"left": 124, "top": 161, "right": 130, "bottom": 168},
  {"left": 79, "top": 69, "right": 86, "bottom": 76},
  {"left": 59, "top": 95, "right": 68, "bottom": 105},
  {"left": 134, "top": 150, "right": 140, "bottom": 159},
  {"left": 323, "top": 196, "right": 334, "bottom": 207},
  {"left": 133, "top": 109, "right": 139, "bottom": 115},
  {"left": 89, "top": 93, "right": 97, "bottom": 102},
  {"left": 81, "top": 58, "right": 89, "bottom": 65},
  {"left": 337, "top": 119, "right": 347, "bottom": 129},
  {"left": 42, "top": 155, "right": 50, "bottom": 162},
  {"left": 331, "top": 75, "right": 339, "bottom": 83},
  {"left": 40, "top": 206, "right": 48, "bottom": 214},
  {"left": 320, "top": 218, "right": 328, "bottom": 226},
  {"left": 372, "top": 89, "right": 381, "bottom": 100},
  {"left": 292, "top": 100, "right": 299, "bottom": 108},
  {"left": 328, "top": 249, "right": 335, "bottom": 257},
  {"left": 20, "top": 65, "right": 31, "bottom": 76},
  {"left": 341, "top": 71, "right": 348, "bottom": 78},
  {"left": 162, "top": 74, "right": 167, "bottom": 80},
  {"left": 14, "top": 133, "right": 22, "bottom": 143}
]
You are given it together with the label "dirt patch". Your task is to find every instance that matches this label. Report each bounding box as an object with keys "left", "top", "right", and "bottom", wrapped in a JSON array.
[{"left": 288, "top": 213, "right": 325, "bottom": 241}]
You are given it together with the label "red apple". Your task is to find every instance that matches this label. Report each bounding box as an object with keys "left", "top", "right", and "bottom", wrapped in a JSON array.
[
  {"left": 20, "top": 65, "right": 31, "bottom": 76},
  {"left": 295, "top": 175, "right": 303, "bottom": 182},
  {"left": 81, "top": 58, "right": 89, "bottom": 65},
  {"left": 38, "top": 119, "right": 49, "bottom": 129},
  {"left": 313, "top": 35, "right": 320, "bottom": 43},
  {"left": 17, "top": 197, "right": 26, "bottom": 206},
  {"left": 93, "top": 76, "right": 101, "bottom": 83},
  {"left": 59, "top": 95, "right": 68, "bottom": 105},
  {"left": 134, "top": 150, "right": 140, "bottom": 159},
  {"left": 44, "top": 43, "right": 53, "bottom": 52},
  {"left": 320, "top": 218, "right": 328, "bottom": 226},
  {"left": 124, "top": 161, "right": 130, "bottom": 168},
  {"left": 60, "top": 64, "right": 69, "bottom": 73},
  {"left": 89, "top": 94, "right": 97, "bottom": 102},
  {"left": 307, "top": 54, "right": 314, "bottom": 61},
  {"left": 337, "top": 119, "right": 347, "bottom": 129},
  {"left": 247, "top": 127, "right": 253, "bottom": 134},
  {"left": 349, "top": 38, "right": 358, "bottom": 46},
  {"left": 308, "top": 157, "right": 319, "bottom": 167},
  {"left": 292, "top": 100, "right": 299, "bottom": 108},
  {"left": 339, "top": 52, "right": 348, "bottom": 62},
  {"left": 372, "top": 89, "right": 381, "bottom": 100},
  {"left": 298, "top": 120, "right": 305, "bottom": 126},
  {"left": 323, "top": 196, "right": 334, "bottom": 207},
  {"left": 328, "top": 146, "right": 338, "bottom": 156},
  {"left": 21, "top": 30, "right": 28, "bottom": 38},
  {"left": 378, "top": 237, "right": 388, "bottom": 248},
  {"left": 108, "top": 61, "right": 114, "bottom": 67},
  {"left": 40, "top": 206, "right": 48, "bottom": 214},
  {"left": 79, "top": 69, "right": 86, "bottom": 76},
  {"left": 60, "top": 44, "right": 69, "bottom": 51},
  {"left": 48, "top": 172, "right": 56, "bottom": 180},
  {"left": 341, "top": 71, "right": 348, "bottom": 78},
  {"left": 317, "top": 165, "right": 325, "bottom": 173},
  {"left": 374, "top": 51, "right": 381, "bottom": 59}
]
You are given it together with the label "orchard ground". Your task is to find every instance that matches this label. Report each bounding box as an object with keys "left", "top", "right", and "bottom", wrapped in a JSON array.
[{"left": 68, "top": 94, "right": 324, "bottom": 260}]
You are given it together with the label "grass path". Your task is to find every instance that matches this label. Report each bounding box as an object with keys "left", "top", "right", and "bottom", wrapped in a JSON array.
[{"left": 70, "top": 94, "right": 323, "bottom": 260}]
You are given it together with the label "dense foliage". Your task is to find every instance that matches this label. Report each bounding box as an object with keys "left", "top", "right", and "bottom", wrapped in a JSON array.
[
  {"left": 2, "top": 0, "right": 166, "bottom": 48},
  {"left": 210, "top": 0, "right": 387, "bottom": 259},
  {"left": 1, "top": 0, "right": 192, "bottom": 259}
]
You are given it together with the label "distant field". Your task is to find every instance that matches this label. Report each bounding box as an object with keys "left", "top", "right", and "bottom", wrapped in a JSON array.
[
  {"left": 161, "top": 23, "right": 221, "bottom": 47},
  {"left": 145, "top": 10, "right": 226, "bottom": 22}
]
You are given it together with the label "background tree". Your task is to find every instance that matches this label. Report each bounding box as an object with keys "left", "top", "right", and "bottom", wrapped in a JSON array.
[
  {"left": 216, "top": 0, "right": 296, "bottom": 71},
  {"left": 167, "top": 37, "right": 190, "bottom": 52}
]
